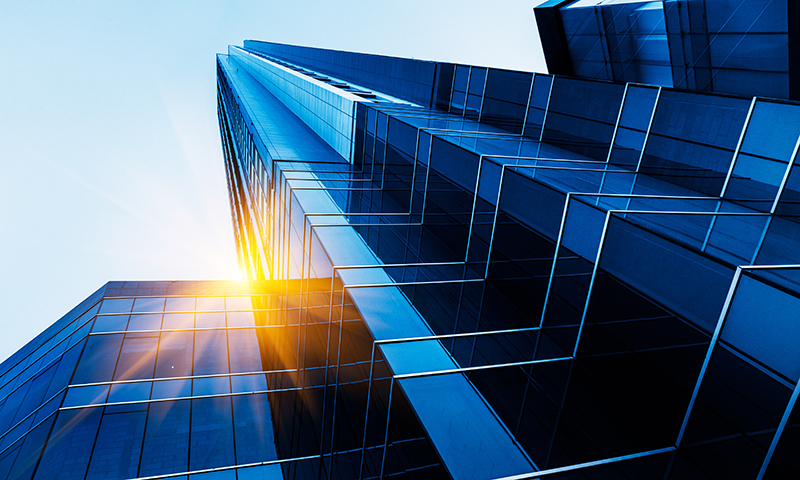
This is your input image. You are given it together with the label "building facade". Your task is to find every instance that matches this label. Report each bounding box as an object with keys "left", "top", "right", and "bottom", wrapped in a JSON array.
[{"left": 2, "top": 2, "right": 800, "bottom": 478}]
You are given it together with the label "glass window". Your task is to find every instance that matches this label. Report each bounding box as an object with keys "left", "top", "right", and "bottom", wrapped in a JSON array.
[
  {"left": 155, "top": 332, "right": 194, "bottom": 378},
  {"left": 34, "top": 408, "right": 102, "bottom": 479},
  {"left": 192, "top": 376, "right": 230, "bottom": 396},
  {"left": 225, "top": 296, "right": 252, "bottom": 310},
  {"left": 139, "top": 400, "right": 191, "bottom": 476},
  {"left": 163, "top": 313, "right": 195, "bottom": 330},
  {"left": 91, "top": 315, "right": 129, "bottom": 333},
  {"left": 196, "top": 312, "right": 226, "bottom": 329},
  {"left": 151, "top": 379, "right": 192, "bottom": 400},
  {"left": 85, "top": 411, "right": 147, "bottom": 480},
  {"left": 72, "top": 334, "right": 123, "bottom": 384},
  {"left": 226, "top": 311, "right": 255, "bottom": 327},
  {"left": 193, "top": 331, "right": 230, "bottom": 376},
  {"left": 62, "top": 385, "right": 109, "bottom": 407},
  {"left": 231, "top": 374, "right": 267, "bottom": 394},
  {"left": 165, "top": 297, "right": 195, "bottom": 312},
  {"left": 196, "top": 297, "right": 225, "bottom": 311},
  {"left": 108, "top": 382, "right": 152, "bottom": 404},
  {"left": 99, "top": 299, "right": 134, "bottom": 314},
  {"left": 232, "top": 394, "right": 277, "bottom": 464},
  {"left": 190, "top": 397, "right": 235, "bottom": 470},
  {"left": 127, "top": 314, "right": 163, "bottom": 331},
  {"left": 132, "top": 297, "right": 165, "bottom": 313},
  {"left": 114, "top": 336, "right": 159, "bottom": 381}
]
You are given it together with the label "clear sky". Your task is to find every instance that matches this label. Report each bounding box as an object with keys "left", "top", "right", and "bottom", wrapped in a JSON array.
[{"left": 0, "top": 0, "right": 548, "bottom": 362}]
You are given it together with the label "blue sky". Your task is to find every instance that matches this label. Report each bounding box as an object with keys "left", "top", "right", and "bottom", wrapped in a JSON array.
[{"left": 0, "top": 0, "right": 547, "bottom": 361}]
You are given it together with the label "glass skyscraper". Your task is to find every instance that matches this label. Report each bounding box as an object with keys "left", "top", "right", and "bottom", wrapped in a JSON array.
[{"left": 3, "top": 2, "right": 800, "bottom": 478}]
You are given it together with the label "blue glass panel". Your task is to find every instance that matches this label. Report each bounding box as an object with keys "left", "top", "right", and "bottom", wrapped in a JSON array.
[
  {"left": 8, "top": 363, "right": 56, "bottom": 428},
  {"left": 139, "top": 400, "right": 191, "bottom": 476},
  {"left": 453, "top": 65, "right": 469, "bottom": 93},
  {"left": 609, "top": 127, "right": 646, "bottom": 166},
  {"left": 128, "top": 314, "right": 163, "bottom": 331},
  {"left": 44, "top": 340, "right": 84, "bottom": 400},
  {"left": 71, "top": 334, "right": 123, "bottom": 384},
  {"left": 114, "top": 336, "right": 159, "bottom": 380},
  {"left": 228, "top": 330, "right": 262, "bottom": 373},
  {"left": 599, "top": 215, "right": 735, "bottom": 332},
  {"left": 99, "top": 298, "right": 134, "bottom": 314},
  {"left": 163, "top": 313, "right": 195, "bottom": 329},
  {"left": 741, "top": 101, "right": 800, "bottom": 161},
  {"left": 33, "top": 407, "right": 103, "bottom": 480},
  {"left": 85, "top": 411, "right": 147, "bottom": 479},
  {"left": 642, "top": 89, "right": 749, "bottom": 195},
  {"left": 194, "top": 331, "right": 230, "bottom": 376},
  {"left": 451, "top": 91, "right": 465, "bottom": 114},
  {"left": 5, "top": 415, "right": 54, "bottom": 480},
  {"left": 231, "top": 374, "right": 267, "bottom": 394},
  {"left": 232, "top": 394, "right": 277, "bottom": 464},
  {"left": 561, "top": 199, "right": 606, "bottom": 262},
  {"left": 196, "top": 313, "right": 226, "bottom": 328},
  {"left": 63, "top": 385, "right": 109, "bottom": 407},
  {"left": 0, "top": 446, "right": 20, "bottom": 480},
  {"left": 0, "top": 381, "right": 31, "bottom": 434},
  {"left": 193, "top": 376, "right": 230, "bottom": 396},
  {"left": 226, "top": 312, "right": 255, "bottom": 327},
  {"left": 132, "top": 297, "right": 165, "bottom": 313},
  {"left": 190, "top": 397, "right": 235, "bottom": 470},
  {"left": 705, "top": 0, "right": 786, "bottom": 32},
  {"left": 91, "top": 315, "right": 129, "bottom": 333},
  {"left": 618, "top": 85, "right": 658, "bottom": 130},
  {"left": 543, "top": 77, "right": 624, "bottom": 160},
  {"left": 108, "top": 382, "right": 152, "bottom": 403},
  {"left": 151, "top": 379, "right": 192, "bottom": 400},
  {"left": 67, "top": 319, "right": 94, "bottom": 349},
  {"left": 236, "top": 465, "right": 283, "bottom": 479},
  {"left": 468, "top": 68, "right": 486, "bottom": 96},
  {"left": 731, "top": 154, "right": 787, "bottom": 188},
  {"left": 33, "top": 391, "right": 64, "bottom": 423},
  {"left": 776, "top": 163, "right": 800, "bottom": 217},
  {"left": 156, "top": 332, "right": 194, "bottom": 378},
  {"left": 165, "top": 297, "right": 195, "bottom": 312},
  {"left": 524, "top": 74, "right": 553, "bottom": 138},
  {"left": 481, "top": 69, "right": 531, "bottom": 134},
  {"left": 721, "top": 275, "right": 800, "bottom": 380}
]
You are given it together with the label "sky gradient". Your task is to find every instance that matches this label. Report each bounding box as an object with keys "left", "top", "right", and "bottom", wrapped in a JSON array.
[{"left": 0, "top": 0, "right": 547, "bottom": 361}]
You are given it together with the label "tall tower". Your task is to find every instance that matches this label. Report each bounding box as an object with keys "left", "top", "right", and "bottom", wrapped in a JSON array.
[{"left": 3, "top": 5, "right": 800, "bottom": 477}]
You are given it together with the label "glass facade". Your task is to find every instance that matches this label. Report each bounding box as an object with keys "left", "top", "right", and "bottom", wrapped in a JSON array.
[
  {"left": 536, "top": 0, "right": 795, "bottom": 99},
  {"left": 214, "top": 37, "right": 800, "bottom": 478},
  {"left": 6, "top": 9, "right": 800, "bottom": 479}
]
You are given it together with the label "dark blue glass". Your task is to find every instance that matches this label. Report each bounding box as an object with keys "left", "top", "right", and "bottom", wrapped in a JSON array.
[
  {"left": 151, "top": 379, "right": 191, "bottom": 400},
  {"left": 155, "top": 332, "right": 193, "bottom": 378},
  {"left": 139, "top": 400, "right": 191, "bottom": 476},
  {"left": 114, "top": 336, "right": 158, "bottom": 380},
  {"left": 193, "top": 331, "right": 229, "bottom": 376},
  {"left": 34, "top": 407, "right": 103, "bottom": 480},
  {"left": 190, "top": 397, "right": 235, "bottom": 470},
  {"left": 85, "top": 411, "right": 147, "bottom": 479},
  {"left": 232, "top": 394, "right": 277, "bottom": 464},
  {"left": 71, "top": 334, "right": 123, "bottom": 384},
  {"left": 228, "top": 330, "right": 262, "bottom": 373},
  {"left": 99, "top": 299, "right": 134, "bottom": 314},
  {"left": 132, "top": 297, "right": 165, "bottom": 313},
  {"left": 91, "top": 315, "right": 129, "bottom": 333}
]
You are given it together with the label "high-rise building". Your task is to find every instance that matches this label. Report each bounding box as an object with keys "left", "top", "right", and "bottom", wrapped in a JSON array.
[{"left": 3, "top": 2, "right": 800, "bottom": 478}]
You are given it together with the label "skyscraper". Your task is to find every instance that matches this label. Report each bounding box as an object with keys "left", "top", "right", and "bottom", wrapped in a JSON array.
[{"left": 3, "top": 2, "right": 800, "bottom": 478}]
